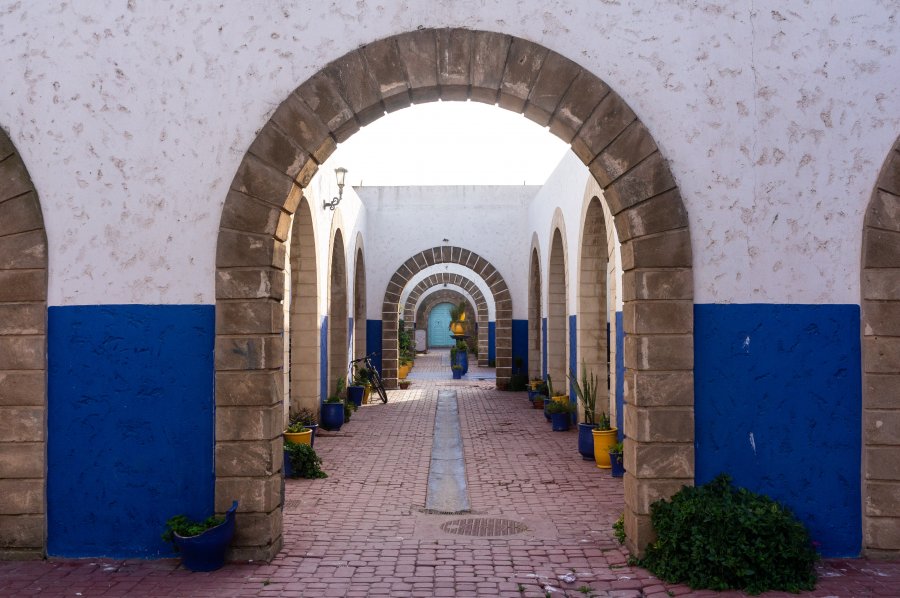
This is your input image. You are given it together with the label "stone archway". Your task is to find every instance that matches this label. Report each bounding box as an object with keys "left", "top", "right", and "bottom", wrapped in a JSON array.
[
  {"left": 417, "top": 288, "right": 481, "bottom": 355},
  {"left": 216, "top": 27, "right": 694, "bottom": 558},
  {"left": 353, "top": 242, "right": 367, "bottom": 362},
  {"left": 861, "top": 136, "right": 900, "bottom": 558},
  {"left": 404, "top": 272, "right": 492, "bottom": 366},
  {"left": 328, "top": 230, "right": 348, "bottom": 396},
  {"left": 577, "top": 197, "right": 609, "bottom": 419},
  {"left": 0, "top": 129, "right": 48, "bottom": 559},
  {"left": 547, "top": 226, "right": 569, "bottom": 389},
  {"left": 528, "top": 242, "right": 543, "bottom": 381},
  {"left": 382, "top": 246, "right": 512, "bottom": 388}
]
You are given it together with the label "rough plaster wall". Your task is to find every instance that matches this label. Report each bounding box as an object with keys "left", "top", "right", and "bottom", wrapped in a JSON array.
[
  {"left": 359, "top": 185, "right": 534, "bottom": 319},
  {"left": 1, "top": 2, "right": 898, "bottom": 306},
  {"left": 400, "top": 264, "right": 497, "bottom": 320},
  {"left": 528, "top": 153, "right": 593, "bottom": 315}
]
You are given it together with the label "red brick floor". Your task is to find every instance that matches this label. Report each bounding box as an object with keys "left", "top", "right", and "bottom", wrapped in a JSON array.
[{"left": 1, "top": 370, "right": 898, "bottom": 597}]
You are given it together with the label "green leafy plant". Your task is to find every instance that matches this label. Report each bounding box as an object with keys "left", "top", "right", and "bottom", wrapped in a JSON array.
[
  {"left": 546, "top": 375, "right": 556, "bottom": 398},
  {"left": 343, "top": 398, "right": 356, "bottom": 422},
  {"left": 545, "top": 398, "right": 575, "bottom": 414},
  {"left": 597, "top": 411, "right": 611, "bottom": 431},
  {"left": 507, "top": 373, "right": 528, "bottom": 391},
  {"left": 609, "top": 441, "right": 624, "bottom": 465},
  {"left": 162, "top": 513, "right": 225, "bottom": 545},
  {"left": 284, "top": 441, "right": 328, "bottom": 479},
  {"left": 639, "top": 474, "right": 817, "bottom": 595},
  {"left": 451, "top": 364, "right": 462, "bottom": 372},
  {"left": 569, "top": 364, "right": 600, "bottom": 426},
  {"left": 613, "top": 513, "right": 625, "bottom": 545}
]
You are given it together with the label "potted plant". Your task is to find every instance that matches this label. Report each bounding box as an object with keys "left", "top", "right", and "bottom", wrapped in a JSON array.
[
  {"left": 283, "top": 441, "right": 328, "bottom": 479},
  {"left": 351, "top": 365, "right": 371, "bottom": 404},
  {"left": 451, "top": 364, "right": 463, "bottom": 379},
  {"left": 570, "top": 365, "right": 600, "bottom": 460},
  {"left": 286, "top": 408, "right": 317, "bottom": 446},
  {"left": 546, "top": 398, "right": 575, "bottom": 431},
  {"left": 449, "top": 300, "right": 467, "bottom": 336},
  {"left": 592, "top": 411, "right": 618, "bottom": 470},
  {"left": 609, "top": 441, "right": 625, "bottom": 478},
  {"left": 321, "top": 377, "right": 346, "bottom": 431},
  {"left": 343, "top": 396, "right": 356, "bottom": 423},
  {"left": 532, "top": 380, "right": 547, "bottom": 409},
  {"left": 162, "top": 501, "right": 238, "bottom": 572},
  {"left": 399, "top": 379, "right": 411, "bottom": 389}
]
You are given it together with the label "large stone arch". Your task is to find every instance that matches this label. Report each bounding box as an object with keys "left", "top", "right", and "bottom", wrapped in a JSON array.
[
  {"left": 528, "top": 238, "right": 543, "bottom": 381},
  {"left": 0, "top": 129, "right": 48, "bottom": 559},
  {"left": 547, "top": 220, "right": 569, "bottom": 389},
  {"left": 353, "top": 237, "right": 367, "bottom": 363},
  {"left": 577, "top": 196, "right": 609, "bottom": 420},
  {"left": 382, "top": 246, "right": 512, "bottom": 388},
  {"left": 862, "top": 136, "right": 900, "bottom": 558},
  {"left": 216, "top": 27, "right": 693, "bottom": 558},
  {"left": 404, "top": 272, "right": 491, "bottom": 365}
]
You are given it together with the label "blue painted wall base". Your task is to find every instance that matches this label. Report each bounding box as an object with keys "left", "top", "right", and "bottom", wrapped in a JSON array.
[
  {"left": 48, "top": 305, "right": 215, "bottom": 558},
  {"left": 367, "top": 320, "right": 382, "bottom": 374},
  {"left": 694, "top": 303, "right": 861, "bottom": 558},
  {"left": 511, "top": 319, "right": 528, "bottom": 376},
  {"left": 488, "top": 321, "right": 496, "bottom": 363}
]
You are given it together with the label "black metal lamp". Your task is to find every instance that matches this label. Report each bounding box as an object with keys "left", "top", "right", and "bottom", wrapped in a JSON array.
[{"left": 323, "top": 167, "right": 348, "bottom": 210}]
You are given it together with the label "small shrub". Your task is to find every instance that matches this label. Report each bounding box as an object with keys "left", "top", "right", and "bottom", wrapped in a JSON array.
[
  {"left": 507, "top": 373, "right": 528, "bottom": 391},
  {"left": 639, "top": 474, "right": 817, "bottom": 595},
  {"left": 284, "top": 441, "right": 327, "bottom": 479},
  {"left": 613, "top": 514, "right": 625, "bottom": 545},
  {"left": 162, "top": 513, "right": 224, "bottom": 545}
]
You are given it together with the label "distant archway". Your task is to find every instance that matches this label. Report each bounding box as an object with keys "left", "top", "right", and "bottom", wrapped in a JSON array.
[
  {"left": 528, "top": 242, "right": 543, "bottom": 380},
  {"left": 328, "top": 229, "right": 348, "bottom": 396},
  {"left": 547, "top": 224, "right": 568, "bottom": 389},
  {"left": 404, "top": 272, "right": 491, "bottom": 365},
  {"left": 216, "top": 27, "right": 694, "bottom": 558},
  {"left": 576, "top": 197, "right": 609, "bottom": 420},
  {"left": 417, "top": 288, "right": 479, "bottom": 351},
  {"left": 288, "top": 197, "right": 320, "bottom": 418},
  {"left": 353, "top": 242, "right": 367, "bottom": 363}
]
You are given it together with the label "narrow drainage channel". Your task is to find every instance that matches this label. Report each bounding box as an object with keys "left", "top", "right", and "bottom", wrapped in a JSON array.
[{"left": 425, "top": 390, "right": 470, "bottom": 513}]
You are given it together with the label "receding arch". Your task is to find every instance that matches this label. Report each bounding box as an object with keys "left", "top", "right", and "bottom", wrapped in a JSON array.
[
  {"left": 288, "top": 196, "right": 320, "bottom": 420},
  {"left": 417, "top": 289, "right": 476, "bottom": 347},
  {"left": 577, "top": 197, "right": 609, "bottom": 422},
  {"left": 547, "top": 223, "right": 569, "bottom": 390},
  {"left": 528, "top": 240, "right": 543, "bottom": 381},
  {"left": 404, "top": 272, "right": 492, "bottom": 366},
  {"left": 353, "top": 240, "right": 367, "bottom": 363},
  {"left": 0, "top": 128, "right": 48, "bottom": 558},
  {"left": 382, "top": 246, "right": 512, "bottom": 388},
  {"left": 328, "top": 229, "right": 348, "bottom": 396},
  {"left": 215, "top": 27, "right": 694, "bottom": 558},
  {"left": 862, "top": 136, "right": 900, "bottom": 557}
]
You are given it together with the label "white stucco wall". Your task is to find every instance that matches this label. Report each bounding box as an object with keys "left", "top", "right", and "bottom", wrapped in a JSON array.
[
  {"left": 359, "top": 185, "right": 535, "bottom": 319},
  {"left": 2, "top": 2, "right": 897, "bottom": 306}
]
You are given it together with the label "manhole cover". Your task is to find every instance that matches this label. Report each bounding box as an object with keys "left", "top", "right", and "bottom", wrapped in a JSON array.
[
  {"left": 284, "top": 500, "right": 302, "bottom": 511},
  {"left": 439, "top": 518, "right": 528, "bottom": 536}
]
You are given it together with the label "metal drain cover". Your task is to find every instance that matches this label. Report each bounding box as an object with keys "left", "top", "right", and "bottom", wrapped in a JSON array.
[{"left": 439, "top": 518, "right": 528, "bottom": 536}]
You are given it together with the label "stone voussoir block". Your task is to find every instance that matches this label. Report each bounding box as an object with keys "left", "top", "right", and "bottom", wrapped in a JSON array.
[
  {"left": 294, "top": 70, "right": 356, "bottom": 136},
  {"left": 215, "top": 335, "right": 283, "bottom": 371},
  {"left": 865, "top": 373, "right": 900, "bottom": 409},
  {"left": 524, "top": 51, "right": 581, "bottom": 126},
  {"left": 603, "top": 151, "right": 677, "bottom": 216},
  {"left": 395, "top": 29, "right": 439, "bottom": 103},
  {"left": 326, "top": 49, "right": 384, "bottom": 125},
  {"left": 231, "top": 508, "right": 282, "bottom": 550},
  {"left": 470, "top": 30, "right": 510, "bottom": 104},
  {"left": 624, "top": 440, "right": 694, "bottom": 479},
  {"left": 864, "top": 337, "right": 900, "bottom": 374},
  {"left": 248, "top": 123, "right": 312, "bottom": 183},
  {"left": 866, "top": 481, "right": 900, "bottom": 517},
  {"left": 548, "top": 69, "right": 610, "bottom": 143},
  {"left": 623, "top": 300, "right": 693, "bottom": 335},
  {"left": 621, "top": 229, "right": 692, "bottom": 271},
  {"left": 0, "top": 230, "right": 47, "bottom": 270},
  {"left": 360, "top": 37, "right": 411, "bottom": 112},
  {"left": 624, "top": 369, "right": 694, "bottom": 407},
  {"left": 623, "top": 334, "right": 693, "bottom": 371},
  {"left": 0, "top": 192, "right": 44, "bottom": 237},
  {"left": 0, "top": 442, "right": 44, "bottom": 478},
  {"left": 864, "top": 189, "right": 900, "bottom": 233},
  {"left": 0, "top": 514, "right": 43, "bottom": 549},
  {"left": 215, "top": 474, "right": 281, "bottom": 514},
  {"left": 0, "top": 337, "right": 43, "bottom": 371},
  {"left": 436, "top": 28, "right": 473, "bottom": 100},
  {"left": 271, "top": 91, "right": 333, "bottom": 163},
  {"left": 216, "top": 405, "right": 282, "bottom": 443},
  {"left": 589, "top": 120, "right": 659, "bottom": 188},
  {"left": 0, "top": 304, "right": 44, "bottom": 336},
  {"left": 216, "top": 441, "right": 275, "bottom": 478},
  {"left": 624, "top": 473, "right": 692, "bottom": 515},
  {"left": 0, "top": 480, "right": 44, "bottom": 515},
  {"left": 498, "top": 37, "right": 547, "bottom": 113},
  {"left": 571, "top": 91, "right": 636, "bottom": 165},
  {"left": 866, "top": 446, "right": 900, "bottom": 480},
  {"left": 0, "top": 154, "right": 35, "bottom": 202},
  {"left": 863, "top": 268, "right": 900, "bottom": 301},
  {"left": 216, "top": 370, "right": 283, "bottom": 407},
  {"left": 623, "top": 509, "right": 655, "bottom": 559},
  {"left": 616, "top": 189, "right": 689, "bottom": 242},
  {"left": 624, "top": 405, "right": 694, "bottom": 443},
  {"left": 216, "top": 300, "right": 282, "bottom": 335},
  {"left": 216, "top": 230, "right": 283, "bottom": 269},
  {"left": 864, "top": 516, "right": 900, "bottom": 551},
  {"left": 0, "top": 372, "right": 45, "bottom": 407},
  {"left": 216, "top": 268, "right": 284, "bottom": 301},
  {"left": 622, "top": 269, "right": 693, "bottom": 301},
  {"left": 864, "top": 300, "right": 900, "bottom": 336},
  {"left": 0, "top": 270, "right": 46, "bottom": 303},
  {"left": 863, "top": 228, "right": 900, "bottom": 269}
]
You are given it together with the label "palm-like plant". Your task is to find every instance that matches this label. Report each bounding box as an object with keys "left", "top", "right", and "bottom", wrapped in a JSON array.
[{"left": 569, "top": 363, "right": 601, "bottom": 426}]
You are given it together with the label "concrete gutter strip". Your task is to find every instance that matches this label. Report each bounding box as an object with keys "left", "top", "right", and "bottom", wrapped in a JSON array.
[{"left": 425, "top": 390, "right": 470, "bottom": 513}]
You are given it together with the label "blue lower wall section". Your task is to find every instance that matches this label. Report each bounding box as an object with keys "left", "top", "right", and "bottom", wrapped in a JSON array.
[
  {"left": 47, "top": 305, "right": 215, "bottom": 558},
  {"left": 320, "top": 315, "right": 328, "bottom": 401},
  {"left": 615, "top": 311, "right": 624, "bottom": 439},
  {"left": 541, "top": 318, "right": 548, "bottom": 380},
  {"left": 366, "top": 319, "right": 382, "bottom": 374},
  {"left": 568, "top": 315, "right": 577, "bottom": 399},
  {"left": 488, "top": 321, "right": 496, "bottom": 364},
  {"left": 511, "top": 319, "right": 528, "bottom": 376},
  {"left": 694, "top": 303, "right": 861, "bottom": 558}
]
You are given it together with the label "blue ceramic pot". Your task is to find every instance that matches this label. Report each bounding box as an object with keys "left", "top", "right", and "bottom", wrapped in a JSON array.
[
  {"left": 347, "top": 386, "right": 364, "bottom": 408},
  {"left": 173, "top": 501, "right": 238, "bottom": 572},
  {"left": 550, "top": 412, "right": 571, "bottom": 431},
  {"left": 321, "top": 402, "right": 344, "bottom": 431},
  {"left": 610, "top": 451, "right": 625, "bottom": 478},
  {"left": 578, "top": 423, "right": 598, "bottom": 460}
]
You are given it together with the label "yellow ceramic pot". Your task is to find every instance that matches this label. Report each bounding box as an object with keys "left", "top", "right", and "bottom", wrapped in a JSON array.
[
  {"left": 450, "top": 322, "right": 465, "bottom": 336},
  {"left": 551, "top": 394, "right": 569, "bottom": 404},
  {"left": 362, "top": 385, "right": 371, "bottom": 404},
  {"left": 592, "top": 428, "right": 618, "bottom": 469},
  {"left": 398, "top": 364, "right": 410, "bottom": 379},
  {"left": 284, "top": 429, "right": 313, "bottom": 445}
]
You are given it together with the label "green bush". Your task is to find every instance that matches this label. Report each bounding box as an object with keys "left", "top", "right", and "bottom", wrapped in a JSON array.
[
  {"left": 639, "top": 474, "right": 817, "bottom": 595},
  {"left": 162, "top": 513, "right": 224, "bottom": 545},
  {"left": 507, "top": 373, "right": 528, "bottom": 391},
  {"left": 284, "top": 441, "right": 328, "bottom": 479}
]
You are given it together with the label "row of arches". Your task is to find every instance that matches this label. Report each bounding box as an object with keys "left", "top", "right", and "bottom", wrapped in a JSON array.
[{"left": 1, "top": 25, "right": 896, "bottom": 562}]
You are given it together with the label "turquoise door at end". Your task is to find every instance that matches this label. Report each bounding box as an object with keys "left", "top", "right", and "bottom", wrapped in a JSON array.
[{"left": 427, "top": 302, "right": 455, "bottom": 347}]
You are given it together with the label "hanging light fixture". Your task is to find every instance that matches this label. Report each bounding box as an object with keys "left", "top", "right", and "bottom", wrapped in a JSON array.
[{"left": 323, "top": 167, "right": 348, "bottom": 210}]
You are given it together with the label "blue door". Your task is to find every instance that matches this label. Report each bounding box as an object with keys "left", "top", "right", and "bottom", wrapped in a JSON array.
[{"left": 427, "top": 303, "right": 454, "bottom": 347}]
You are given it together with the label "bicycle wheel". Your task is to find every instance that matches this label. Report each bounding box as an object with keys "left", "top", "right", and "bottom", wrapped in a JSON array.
[{"left": 369, "top": 368, "right": 388, "bottom": 403}]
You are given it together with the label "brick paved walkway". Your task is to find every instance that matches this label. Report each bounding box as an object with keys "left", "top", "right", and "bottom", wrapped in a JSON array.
[{"left": 1, "top": 373, "right": 898, "bottom": 597}]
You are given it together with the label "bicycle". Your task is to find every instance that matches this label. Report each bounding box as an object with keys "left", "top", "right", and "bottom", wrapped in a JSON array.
[{"left": 349, "top": 352, "right": 388, "bottom": 404}]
